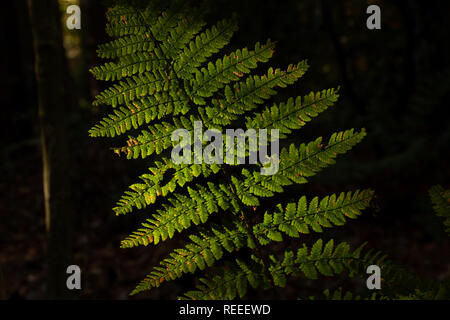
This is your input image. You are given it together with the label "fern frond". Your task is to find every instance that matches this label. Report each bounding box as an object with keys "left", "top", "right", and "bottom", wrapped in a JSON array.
[
  {"left": 130, "top": 220, "right": 253, "bottom": 295},
  {"left": 112, "top": 61, "right": 309, "bottom": 158},
  {"left": 174, "top": 18, "right": 239, "bottom": 80},
  {"left": 146, "top": 0, "right": 191, "bottom": 42},
  {"left": 189, "top": 40, "right": 275, "bottom": 103},
  {"left": 179, "top": 258, "right": 267, "bottom": 300},
  {"left": 246, "top": 88, "right": 339, "bottom": 138},
  {"left": 306, "top": 287, "right": 379, "bottom": 300},
  {"left": 93, "top": 70, "right": 177, "bottom": 107},
  {"left": 377, "top": 259, "right": 450, "bottom": 299},
  {"left": 238, "top": 129, "right": 367, "bottom": 204},
  {"left": 322, "top": 288, "right": 363, "bottom": 300},
  {"left": 97, "top": 34, "right": 157, "bottom": 60},
  {"left": 105, "top": 5, "right": 160, "bottom": 38},
  {"left": 429, "top": 184, "right": 450, "bottom": 233},
  {"left": 254, "top": 189, "right": 374, "bottom": 244},
  {"left": 271, "top": 239, "right": 382, "bottom": 282},
  {"left": 91, "top": 1, "right": 381, "bottom": 299},
  {"left": 180, "top": 239, "right": 386, "bottom": 300},
  {"left": 111, "top": 113, "right": 208, "bottom": 158},
  {"left": 89, "top": 91, "right": 190, "bottom": 137},
  {"left": 90, "top": 51, "right": 169, "bottom": 81},
  {"left": 120, "top": 183, "right": 239, "bottom": 248},
  {"left": 113, "top": 159, "right": 220, "bottom": 215},
  {"left": 396, "top": 286, "right": 449, "bottom": 300},
  {"left": 102, "top": 3, "right": 202, "bottom": 60},
  {"left": 206, "top": 61, "right": 309, "bottom": 122},
  {"left": 159, "top": 12, "right": 206, "bottom": 60}
]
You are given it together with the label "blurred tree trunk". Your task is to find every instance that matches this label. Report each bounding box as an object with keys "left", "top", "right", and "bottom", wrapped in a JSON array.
[{"left": 28, "top": 0, "right": 73, "bottom": 299}]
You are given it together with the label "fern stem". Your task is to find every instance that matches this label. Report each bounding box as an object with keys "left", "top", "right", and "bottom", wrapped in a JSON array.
[
  {"left": 221, "top": 166, "right": 274, "bottom": 288},
  {"left": 136, "top": 9, "right": 210, "bottom": 125}
]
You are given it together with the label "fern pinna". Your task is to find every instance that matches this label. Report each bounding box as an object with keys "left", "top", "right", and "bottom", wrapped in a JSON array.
[
  {"left": 429, "top": 185, "right": 450, "bottom": 234},
  {"left": 90, "top": 0, "right": 383, "bottom": 299}
]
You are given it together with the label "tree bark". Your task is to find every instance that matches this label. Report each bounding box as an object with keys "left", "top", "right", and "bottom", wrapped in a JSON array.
[{"left": 28, "top": 0, "right": 73, "bottom": 299}]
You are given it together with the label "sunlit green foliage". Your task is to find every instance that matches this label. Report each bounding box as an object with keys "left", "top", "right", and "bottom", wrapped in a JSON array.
[{"left": 90, "top": 0, "right": 392, "bottom": 299}]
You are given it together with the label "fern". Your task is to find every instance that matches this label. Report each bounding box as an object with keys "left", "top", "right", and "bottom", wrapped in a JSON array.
[
  {"left": 178, "top": 240, "right": 387, "bottom": 300},
  {"left": 429, "top": 185, "right": 450, "bottom": 234},
  {"left": 320, "top": 288, "right": 378, "bottom": 300},
  {"left": 90, "top": 0, "right": 381, "bottom": 299}
]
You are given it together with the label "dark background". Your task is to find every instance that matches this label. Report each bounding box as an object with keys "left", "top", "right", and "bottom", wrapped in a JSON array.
[{"left": 0, "top": 0, "right": 449, "bottom": 299}]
